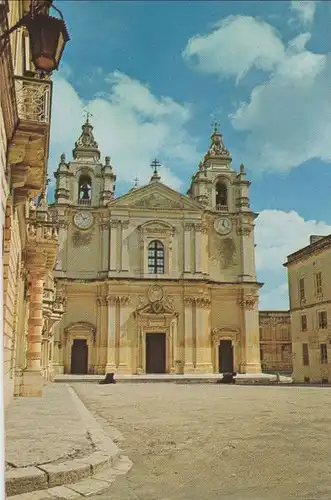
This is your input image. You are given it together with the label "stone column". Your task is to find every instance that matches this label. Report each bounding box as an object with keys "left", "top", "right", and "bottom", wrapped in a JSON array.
[
  {"left": 120, "top": 221, "right": 130, "bottom": 272},
  {"left": 239, "top": 293, "right": 261, "bottom": 373},
  {"left": 184, "top": 223, "right": 192, "bottom": 274},
  {"left": 106, "top": 296, "right": 117, "bottom": 372},
  {"left": 21, "top": 272, "right": 45, "bottom": 396},
  {"left": 109, "top": 221, "right": 118, "bottom": 272},
  {"left": 184, "top": 299, "right": 194, "bottom": 372}
]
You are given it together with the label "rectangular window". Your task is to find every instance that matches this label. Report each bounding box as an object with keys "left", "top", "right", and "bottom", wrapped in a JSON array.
[
  {"left": 301, "top": 315, "right": 307, "bottom": 332},
  {"left": 320, "top": 343, "right": 328, "bottom": 364},
  {"left": 302, "top": 343, "right": 309, "bottom": 366},
  {"left": 299, "top": 278, "right": 305, "bottom": 301},
  {"left": 315, "top": 272, "right": 323, "bottom": 295},
  {"left": 318, "top": 311, "right": 328, "bottom": 329}
]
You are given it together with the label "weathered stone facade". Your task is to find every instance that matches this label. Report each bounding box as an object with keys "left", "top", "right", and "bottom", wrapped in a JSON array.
[
  {"left": 50, "top": 121, "right": 263, "bottom": 376},
  {"left": 285, "top": 235, "right": 331, "bottom": 383},
  {"left": 259, "top": 311, "right": 292, "bottom": 374},
  {"left": 1, "top": 0, "right": 64, "bottom": 406}
]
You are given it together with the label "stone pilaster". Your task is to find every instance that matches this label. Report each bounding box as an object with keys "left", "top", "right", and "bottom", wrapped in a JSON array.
[
  {"left": 237, "top": 220, "right": 256, "bottom": 281},
  {"left": 120, "top": 221, "right": 130, "bottom": 272},
  {"left": 184, "top": 298, "right": 194, "bottom": 370},
  {"left": 184, "top": 296, "right": 212, "bottom": 373},
  {"left": 105, "top": 296, "right": 117, "bottom": 372},
  {"left": 184, "top": 223, "right": 193, "bottom": 274},
  {"left": 100, "top": 220, "right": 109, "bottom": 272},
  {"left": 109, "top": 220, "right": 119, "bottom": 272},
  {"left": 20, "top": 270, "right": 45, "bottom": 397},
  {"left": 239, "top": 293, "right": 261, "bottom": 373}
]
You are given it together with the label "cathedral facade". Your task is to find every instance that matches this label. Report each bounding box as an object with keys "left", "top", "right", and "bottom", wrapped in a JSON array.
[{"left": 50, "top": 119, "right": 262, "bottom": 376}]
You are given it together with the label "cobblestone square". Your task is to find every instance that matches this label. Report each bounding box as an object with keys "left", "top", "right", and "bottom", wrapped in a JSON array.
[{"left": 72, "top": 383, "right": 331, "bottom": 500}]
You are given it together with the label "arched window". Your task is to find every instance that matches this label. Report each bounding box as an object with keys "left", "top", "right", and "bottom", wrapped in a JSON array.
[
  {"left": 78, "top": 174, "right": 92, "bottom": 205},
  {"left": 148, "top": 240, "right": 164, "bottom": 274},
  {"left": 215, "top": 181, "right": 228, "bottom": 210}
]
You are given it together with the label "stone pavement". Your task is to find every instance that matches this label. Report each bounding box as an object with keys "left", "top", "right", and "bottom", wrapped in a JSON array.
[
  {"left": 5, "top": 383, "right": 132, "bottom": 499},
  {"left": 72, "top": 382, "right": 331, "bottom": 500}
]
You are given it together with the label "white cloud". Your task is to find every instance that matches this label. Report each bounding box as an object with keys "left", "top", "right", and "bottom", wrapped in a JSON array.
[
  {"left": 290, "top": 1, "right": 316, "bottom": 27},
  {"left": 49, "top": 71, "right": 199, "bottom": 192},
  {"left": 183, "top": 14, "right": 331, "bottom": 173},
  {"left": 182, "top": 16, "right": 285, "bottom": 84},
  {"left": 255, "top": 210, "right": 331, "bottom": 309}
]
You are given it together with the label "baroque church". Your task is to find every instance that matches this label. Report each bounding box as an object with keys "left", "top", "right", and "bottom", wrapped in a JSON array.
[{"left": 49, "top": 118, "right": 262, "bottom": 376}]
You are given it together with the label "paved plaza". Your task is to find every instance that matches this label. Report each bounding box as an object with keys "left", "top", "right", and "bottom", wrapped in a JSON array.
[{"left": 71, "top": 383, "right": 331, "bottom": 500}]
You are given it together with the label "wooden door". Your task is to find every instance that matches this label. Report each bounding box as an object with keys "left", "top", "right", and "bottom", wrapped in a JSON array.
[
  {"left": 71, "top": 339, "right": 88, "bottom": 374},
  {"left": 146, "top": 333, "right": 166, "bottom": 374},
  {"left": 218, "top": 340, "right": 234, "bottom": 373}
]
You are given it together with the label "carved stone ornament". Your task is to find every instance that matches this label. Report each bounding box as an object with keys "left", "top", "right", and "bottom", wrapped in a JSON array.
[
  {"left": 238, "top": 295, "right": 258, "bottom": 310},
  {"left": 133, "top": 193, "right": 182, "bottom": 210},
  {"left": 72, "top": 230, "right": 92, "bottom": 247},
  {"left": 236, "top": 225, "right": 252, "bottom": 236},
  {"left": 211, "top": 327, "right": 240, "bottom": 345},
  {"left": 184, "top": 296, "right": 211, "bottom": 307},
  {"left": 195, "top": 223, "right": 209, "bottom": 234},
  {"left": 219, "top": 238, "right": 237, "bottom": 269},
  {"left": 148, "top": 284, "right": 164, "bottom": 303},
  {"left": 107, "top": 295, "right": 130, "bottom": 306}
]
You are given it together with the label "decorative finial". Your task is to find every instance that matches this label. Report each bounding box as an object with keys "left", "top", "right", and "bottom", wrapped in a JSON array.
[
  {"left": 83, "top": 109, "right": 93, "bottom": 123},
  {"left": 240, "top": 163, "right": 245, "bottom": 174},
  {"left": 105, "top": 156, "right": 111, "bottom": 166},
  {"left": 60, "top": 153, "right": 66, "bottom": 163},
  {"left": 134, "top": 177, "right": 139, "bottom": 187}
]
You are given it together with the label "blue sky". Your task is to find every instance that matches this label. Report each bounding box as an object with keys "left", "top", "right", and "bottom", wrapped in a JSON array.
[{"left": 49, "top": 0, "right": 331, "bottom": 309}]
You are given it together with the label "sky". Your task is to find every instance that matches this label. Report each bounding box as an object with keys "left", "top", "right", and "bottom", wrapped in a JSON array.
[{"left": 49, "top": 0, "right": 331, "bottom": 310}]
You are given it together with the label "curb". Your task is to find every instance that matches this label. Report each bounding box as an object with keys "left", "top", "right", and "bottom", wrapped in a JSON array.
[{"left": 6, "top": 385, "right": 127, "bottom": 498}]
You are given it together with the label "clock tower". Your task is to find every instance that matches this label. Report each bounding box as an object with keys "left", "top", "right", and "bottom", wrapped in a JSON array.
[
  {"left": 51, "top": 116, "right": 117, "bottom": 277},
  {"left": 187, "top": 122, "right": 256, "bottom": 282}
]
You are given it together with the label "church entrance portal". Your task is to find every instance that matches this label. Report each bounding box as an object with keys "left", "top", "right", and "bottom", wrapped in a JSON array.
[
  {"left": 218, "top": 340, "right": 234, "bottom": 373},
  {"left": 71, "top": 339, "right": 88, "bottom": 374},
  {"left": 146, "top": 333, "right": 166, "bottom": 374}
]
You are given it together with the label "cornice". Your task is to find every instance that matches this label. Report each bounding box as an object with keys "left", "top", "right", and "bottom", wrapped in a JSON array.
[{"left": 284, "top": 234, "right": 331, "bottom": 267}]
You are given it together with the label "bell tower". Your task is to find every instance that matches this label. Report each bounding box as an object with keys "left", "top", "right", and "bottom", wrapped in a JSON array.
[
  {"left": 54, "top": 116, "right": 116, "bottom": 207},
  {"left": 187, "top": 122, "right": 251, "bottom": 215}
]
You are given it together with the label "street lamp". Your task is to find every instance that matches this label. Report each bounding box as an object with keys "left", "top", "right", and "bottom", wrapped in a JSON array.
[{"left": 0, "top": 0, "right": 70, "bottom": 73}]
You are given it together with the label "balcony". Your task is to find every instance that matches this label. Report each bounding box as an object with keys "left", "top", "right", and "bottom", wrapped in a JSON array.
[
  {"left": 14, "top": 75, "right": 51, "bottom": 130},
  {"left": 8, "top": 75, "right": 52, "bottom": 203},
  {"left": 26, "top": 219, "right": 59, "bottom": 271},
  {"left": 216, "top": 204, "right": 228, "bottom": 213},
  {"left": 78, "top": 198, "right": 91, "bottom": 206}
]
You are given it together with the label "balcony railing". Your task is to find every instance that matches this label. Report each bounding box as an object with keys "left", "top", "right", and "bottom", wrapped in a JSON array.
[
  {"left": 14, "top": 75, "right": 52, "bottom": 125},
  {"left": 216, "top": 204, "right": 228, "bottom": 212},
  {"left": 78, "top": 199, "right": 91, "bottom": 206}
]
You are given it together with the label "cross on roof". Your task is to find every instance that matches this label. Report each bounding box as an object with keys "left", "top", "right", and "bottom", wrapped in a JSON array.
[
  {"left": 134, "top": 177, "right": 139, "bottom": 187},
  {"left": 151, "top": 158, "right": 161, "bottom": 174},
  {"left": 83, "top": 109, "right": 93, "bottom": 122},
  {"left": 211, "top": 120, "right": 220, "bottom": 133}
]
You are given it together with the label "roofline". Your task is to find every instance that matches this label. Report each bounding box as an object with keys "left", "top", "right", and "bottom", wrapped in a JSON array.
[{"left": 284, "top": 233, "right": 331, "bottom": 267}]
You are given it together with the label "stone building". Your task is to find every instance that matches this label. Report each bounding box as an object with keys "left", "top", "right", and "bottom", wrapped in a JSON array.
[
  {"left": 259, "top": 311, "right": 292, "bottom": 374},
  {"left": 50, "top": 119, "right": 263, "bottom": 376},
  {"left": 284, "top": 235, "right": 331, "bottom": 383},
  {"left": 1, "top": 0, "right": 65, "bottom": 406}
]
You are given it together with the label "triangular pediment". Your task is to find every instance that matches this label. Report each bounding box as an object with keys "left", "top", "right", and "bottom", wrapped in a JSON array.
[{"left": 107, "top": 182, "right": 202, "bottom": 211}]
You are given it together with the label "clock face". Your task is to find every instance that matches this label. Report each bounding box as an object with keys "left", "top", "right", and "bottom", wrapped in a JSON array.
[
  {"left": 73, "top": 211, "right": 94, "bottom": 230},
  {"left": 214, "top": 217, "right": 232, "bottom": 235}
]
